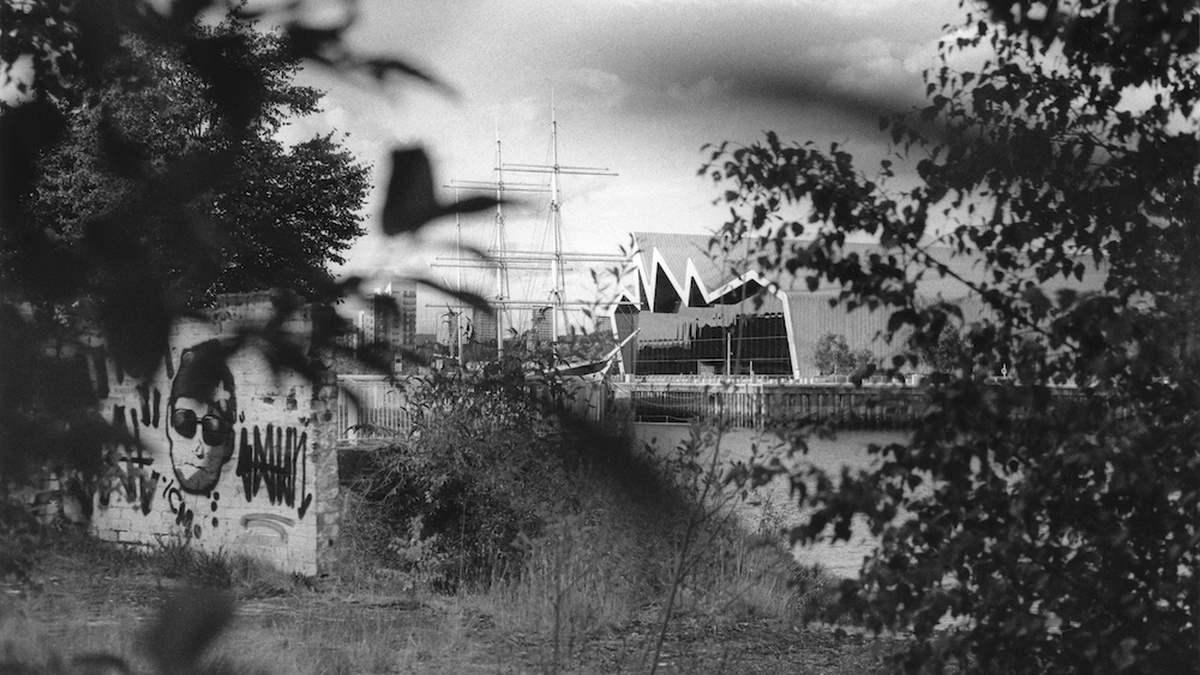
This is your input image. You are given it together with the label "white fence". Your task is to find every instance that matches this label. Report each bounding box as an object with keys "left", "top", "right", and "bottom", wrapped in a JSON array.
[
  {"left": 335, "top": 375, "right": 614, "bottom": 441},
  {"left": 336, "top": 375, "right": 412, "bottom": 440}
]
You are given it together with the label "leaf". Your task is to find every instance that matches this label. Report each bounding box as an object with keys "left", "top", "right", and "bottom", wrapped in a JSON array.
[
  {"left": 69, "top": 0, "right": 125, "bottom": 87},
  {"left": 358, "top": 56, "right": 455, "bottom": 96},
  {"left": 142, "top": 589, "right": 236, "bottom": 673},
  {"left": 96, "top": 110, "right": 150, "bottom": 179},
  {"left": 0, "top": 99, "right": 67, "bottom": 211},
  {"left": 280, "top": 25, "right": 347, "bottom": 62},
  {"left": 381, "top": 148, "right": 503, "bottom": 235},
  {"left": 96, "top": 281, "right": 174, "bottom": 381},
  {"left": 182, "top": 32, "right": 269, "bottom": 133},
  {"left": 70, "top": 654, "right": 135, "bottom": 675},
  {"left": 380, "top": 148, "right": 438, "bottom": 234}
]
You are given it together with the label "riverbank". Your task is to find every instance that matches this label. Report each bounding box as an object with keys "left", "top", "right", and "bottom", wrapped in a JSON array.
[{"left": 634, "top": 423, "right": 904, "bottom": 577}]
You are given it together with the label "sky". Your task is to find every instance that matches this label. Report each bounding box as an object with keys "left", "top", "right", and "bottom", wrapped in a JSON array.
[{"left": 278, "top": 0, "right": 967, "bottom": 332}]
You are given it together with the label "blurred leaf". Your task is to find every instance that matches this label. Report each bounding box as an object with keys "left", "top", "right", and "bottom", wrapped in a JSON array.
[
  {"left": 96, "top": 106, "right": 150, "bottom": 179},
  {"left": 280, "top": 24, "right": 347, "bottom": 61},
  {"left": 380, "top": 148, "right": 501, "bottom": 235},
  {"left": 69, "top": 0, "right": 126, "bottom": 88},
  {"left": 182, "top": 31, "right": 269, "bottom": 134},
  {"left": 98, "top": 288, "right": 174, "bottom": 381},
  {"left": 142, "top": 588, "right": 236, "bottom": 673},
  {"left": 356, "top": 55, "right": 451, "bottom": 93},
  {"left": 0, "top": 99, "right": 67, "bottom": 212},
  {"left": 71, "top": 653, "right": 136, "bottom": 675}
]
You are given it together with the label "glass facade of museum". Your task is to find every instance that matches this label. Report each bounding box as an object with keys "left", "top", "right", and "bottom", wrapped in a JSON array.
[
  {"left": 635, "top": 312, "right": 792, "bottom": 376},
  {"left": 631, "top": 294, "right": 794, "bottom": 376}
]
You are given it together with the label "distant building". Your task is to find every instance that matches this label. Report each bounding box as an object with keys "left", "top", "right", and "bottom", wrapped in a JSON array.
[
  {"left": 332, "top": 324, "right": 361, "bottom": 351},
  {"left": 358, "top": 281, "right": 418, "bottom": 353},
  {"left": 472, "top": 307, "right": 497, "bottom": 347},
  {"left": 611, "top": 232, "right": 1105, "bottom": 379},
  {"left": 531, "top": 307, "right": 554, "bottom": 343},
  {"left": 356, "top": 309, "right": 373, "bottom": 348}
]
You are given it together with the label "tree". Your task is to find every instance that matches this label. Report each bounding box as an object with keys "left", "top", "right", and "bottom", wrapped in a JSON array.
[
  {"left": 15, "top": 18, "right": 369, "bottom": 305},
  {"left": 917, "top": 323, "right": 967, "bottom": 376},
  {"left": 812, "top": 332, "right": 872, "bottom": 377},
  {"left": 706, "top": 1, "right": 1198, "bottom": 672},
  {"left": 0, "top": 1, "right": 496, "bottom": 482}
]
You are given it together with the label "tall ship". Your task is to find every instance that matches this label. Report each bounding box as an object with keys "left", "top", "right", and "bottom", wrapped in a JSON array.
[{"left": 434, "top": 105, "right": 628, "bottom": 363}]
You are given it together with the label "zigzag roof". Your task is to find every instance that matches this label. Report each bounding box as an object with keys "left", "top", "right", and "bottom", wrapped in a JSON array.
[
  {"left": 630, "top": 232, "right": 973, "bottom": 312},
  {"left": 629, "top": 231, "right": 1106, "bottom": 314}
]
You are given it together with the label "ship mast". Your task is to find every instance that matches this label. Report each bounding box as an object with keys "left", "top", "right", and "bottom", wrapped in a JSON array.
[
  {"left": 434, "top": 105, "right": 625, "bottom": 357},
  {"left": 503, "top": 103, "right": 618, "bottom": 340},
  {"left": 491, "top": 129, "right": 511, "bottom": 359},
  {"left": 442, "top": 133, "right": 551, "bottom": 359}
]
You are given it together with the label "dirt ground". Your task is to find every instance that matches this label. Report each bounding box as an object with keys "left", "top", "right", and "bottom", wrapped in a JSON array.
[{"left": 1, "top": 541, "right": 894, "bottom": 674}]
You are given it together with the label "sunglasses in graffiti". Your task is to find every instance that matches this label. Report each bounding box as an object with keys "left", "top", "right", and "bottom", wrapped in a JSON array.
[{"left": 170, "top": 409, "right": 232, "bottom": 444}]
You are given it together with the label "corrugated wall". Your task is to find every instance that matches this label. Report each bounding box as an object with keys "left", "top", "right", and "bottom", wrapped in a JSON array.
[{"left": 785, "top": 293, "right": 897, "bottom": 376}]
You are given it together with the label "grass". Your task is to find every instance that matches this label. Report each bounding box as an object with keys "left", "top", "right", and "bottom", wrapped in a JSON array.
[
  {"left": 1, "top": 524, "right": 886, "bottom": 675},
  {"left": 0, "top": 421, "right": 893, "bottom": 674}
]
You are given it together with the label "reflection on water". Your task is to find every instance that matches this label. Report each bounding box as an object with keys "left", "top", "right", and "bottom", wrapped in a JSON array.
[{"left": 633, "top": 423, "right": 908, "bottom": 576}]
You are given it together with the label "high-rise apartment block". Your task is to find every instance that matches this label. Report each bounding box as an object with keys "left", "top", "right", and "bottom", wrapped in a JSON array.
[{"left": 358, "top": 281, "right": 417, "bottom": 352}]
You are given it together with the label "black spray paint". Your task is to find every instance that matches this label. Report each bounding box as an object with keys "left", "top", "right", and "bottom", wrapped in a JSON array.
[{"left": 235, "top": 425, "right": 312, "bottom": 518}]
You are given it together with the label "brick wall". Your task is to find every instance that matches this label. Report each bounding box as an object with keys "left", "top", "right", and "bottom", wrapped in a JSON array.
[{"left": 89, "top": 293, "right": 339, "bottom": 576}]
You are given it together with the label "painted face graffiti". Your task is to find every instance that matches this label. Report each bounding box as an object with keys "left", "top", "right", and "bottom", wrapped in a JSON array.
[{"left": 168, "top": 341, "right": 237, "bottom": 493}]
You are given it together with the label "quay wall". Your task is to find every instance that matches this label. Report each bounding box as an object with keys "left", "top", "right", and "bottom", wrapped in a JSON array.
[
  {"left": 624, "top": 379, "right": 927, "bottom": 429},
  {"left": 622, "top": 377, "right": 1088, "bottom": 429}
]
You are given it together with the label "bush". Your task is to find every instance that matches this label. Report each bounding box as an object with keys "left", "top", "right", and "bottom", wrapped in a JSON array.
[{"left": 347, "top": 368, "right": 570, "bottom": 590}]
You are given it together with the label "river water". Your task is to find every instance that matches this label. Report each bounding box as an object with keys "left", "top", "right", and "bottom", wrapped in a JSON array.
[{"left": 633, "top": 423, "right": 908, "bottom": 576}]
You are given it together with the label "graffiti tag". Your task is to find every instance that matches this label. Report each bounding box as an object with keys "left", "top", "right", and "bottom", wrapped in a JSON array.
[{"left": 235, "top": 424, "right": 313, "bottom": 518}]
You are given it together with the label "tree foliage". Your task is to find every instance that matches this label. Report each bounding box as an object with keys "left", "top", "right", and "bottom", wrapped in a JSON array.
[
  {"left": 0, "top": 1, "right": 498, "bottom": 483},
  {"left": 707, "top": 1, "right": 1198, "bottom": 672},
  {"left": 812, "top": 332, "right": 872, "bottom": 377},
  {"left": 15, "top": 18, "right": 369, "bottom": 305}
]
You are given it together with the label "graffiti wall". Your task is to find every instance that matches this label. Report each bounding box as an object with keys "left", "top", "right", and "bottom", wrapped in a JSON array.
[{"left": 90, "top": 293, "right": 340, "bottom": 576}]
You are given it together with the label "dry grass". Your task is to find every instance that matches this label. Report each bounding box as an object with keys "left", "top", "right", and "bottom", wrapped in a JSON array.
[
  {"left": 0, "top": 421, "right": 886, "bottom": 674},
  {"left": 0, "top": 522, "right": 887, "bottom": 675}
]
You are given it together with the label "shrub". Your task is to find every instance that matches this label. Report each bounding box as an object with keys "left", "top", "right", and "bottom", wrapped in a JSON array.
[{"left": 347, "top": 368, "right": 569, "bottom": 590}]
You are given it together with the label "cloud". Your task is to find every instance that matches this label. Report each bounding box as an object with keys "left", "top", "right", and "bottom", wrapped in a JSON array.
[
  {"left": 667, "top": 76, "right": 734, "bottom": 103},
  {"left": 804, "top": 37, "right": 927, "bottom": 105},
  {"left": 781, "top": 0, "right": 929, "bottom": 19},
  {"left": 557, "top": 68, "right": 630, "bottom": 112}
]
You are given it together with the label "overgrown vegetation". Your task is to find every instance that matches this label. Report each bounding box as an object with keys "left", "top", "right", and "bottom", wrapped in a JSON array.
[
  {"left": 338, "top": 368, "right": 812, "bottom": 618},
  {"left": 2, "top": 372, "right": 848, "bottom": 674},
  {"left": 343, "top": 368, "right": 568, "bottom": 591},
  {"left": 706, "top": 1, "right": 1199, "bottom": 672},
  {"left": 0, "top": 511, "right": 300, "bottom": 600}
]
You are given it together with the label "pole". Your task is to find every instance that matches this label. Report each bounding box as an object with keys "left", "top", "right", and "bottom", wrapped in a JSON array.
[
  {"left": 550, "top": 98, "right": 564, "bottom": 342},
  {"left": 495, "top": 127, "right": 507, "bottom": 360},
  {"left": 725, "top": 329, "right": 732, "bottom": 376},
  {"left": 454, "top": 186, "right": 463, "bottom": 364}
]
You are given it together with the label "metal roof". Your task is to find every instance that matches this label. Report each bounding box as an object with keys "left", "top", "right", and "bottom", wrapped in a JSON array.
[{"left": 628, "top": 232, "right": 1104, "bottom": 313}]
